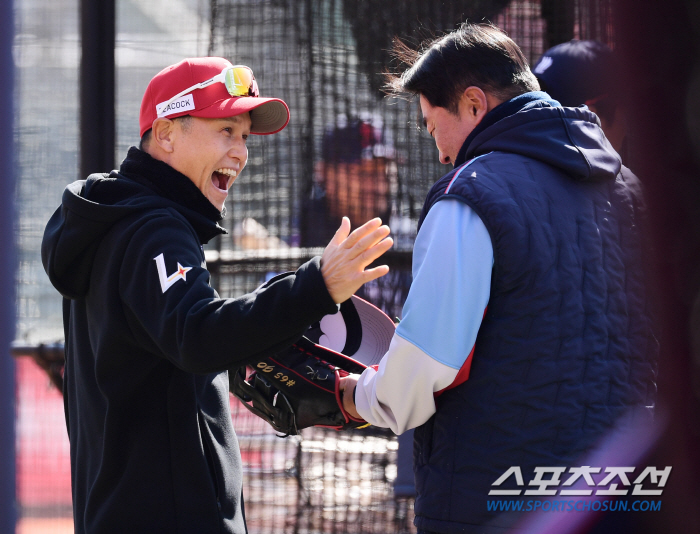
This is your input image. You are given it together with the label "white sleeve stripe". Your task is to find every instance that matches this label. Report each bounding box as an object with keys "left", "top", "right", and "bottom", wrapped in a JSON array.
[
  {"left": 354, "top": 334, "right": 458, "bottom": 435},
  {"left": 394, "top": 329, "right": 462, "bottom": 370}
]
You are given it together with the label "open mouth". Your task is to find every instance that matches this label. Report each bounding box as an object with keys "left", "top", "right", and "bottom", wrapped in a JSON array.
[{"left": 212, "top": 168, "right": 237, "bottom": 191}]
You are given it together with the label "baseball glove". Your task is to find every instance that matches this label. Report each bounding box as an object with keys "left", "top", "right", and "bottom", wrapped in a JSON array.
[{"left": 231, "top": 336, "right": 369, "bottom": 436}]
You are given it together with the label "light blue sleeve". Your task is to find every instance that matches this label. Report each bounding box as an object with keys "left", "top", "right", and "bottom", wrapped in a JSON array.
[{"left": 395, "top": 199, "right": 493, "bottom": 370}]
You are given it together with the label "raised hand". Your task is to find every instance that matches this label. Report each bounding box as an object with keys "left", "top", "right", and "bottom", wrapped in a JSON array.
[{"left": 320, "top": 217, "right": 393, "bottom": 304}]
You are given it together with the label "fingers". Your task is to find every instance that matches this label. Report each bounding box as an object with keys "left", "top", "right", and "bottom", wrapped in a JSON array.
[
  {"left": 342, "top": 217, "right": 383, "bottom": 249},
  {"left": 328, "top": 217, "right": 386, "bottom": 255},
  {"left": 321, "top": 218, "right": 393, "bottom": 304},
  {"left": 355, "top": 223, "right": 391, "bottom": 252},
  {"left": 329, "top": 216, "right": 351, "bottom": 247},
  {"left": 360, "top": 264, "right": 391, "bottom": 285},
  {"left": 337, "top": 221, "right": 391, "bottom": 267},
  {"left": 357, "top": 234, "right": 393, "bottom": 268}
]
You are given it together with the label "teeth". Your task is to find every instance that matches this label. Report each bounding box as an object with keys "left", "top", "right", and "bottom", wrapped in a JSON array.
[{"left": 215, "top": 168, "right": 237, "bottom": 177}]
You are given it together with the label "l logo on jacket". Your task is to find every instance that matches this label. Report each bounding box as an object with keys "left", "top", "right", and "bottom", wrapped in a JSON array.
[{"left": 153, "top": 253, "right": 193, "bottom": 293}]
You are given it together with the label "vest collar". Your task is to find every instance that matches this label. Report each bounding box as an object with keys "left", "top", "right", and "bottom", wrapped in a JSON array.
[{"left": 454, "top": 91, "right": 559, "bottom": 167}]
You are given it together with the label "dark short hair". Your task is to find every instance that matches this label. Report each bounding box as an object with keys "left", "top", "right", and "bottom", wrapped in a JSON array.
[
  {"left": 386, "top": 22, "right": 539, "bottom": 114},
  {"left": 139, "top": 115, "right": 192, "bottom": 151}
]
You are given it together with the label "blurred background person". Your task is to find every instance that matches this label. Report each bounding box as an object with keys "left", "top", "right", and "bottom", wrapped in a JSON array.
[
  {"left": 302, "top": 113, "right": 400, "bottom": 247},
  {"left": 233, "top": 217, "right": 290, "bottom": 250},
  {"left": 303, "top": 114, "right": 416, "bottom": 498},
  {"left": 533, "top": 40, "right": 628, "bottom": 156},
  {"left": 302, "top": 112, "right": 415, "bottom": 322}
]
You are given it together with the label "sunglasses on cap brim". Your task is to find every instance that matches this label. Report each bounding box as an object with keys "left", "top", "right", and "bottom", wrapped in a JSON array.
[{"left": 157, "top": 65, "right": 259, "bottom": 116}]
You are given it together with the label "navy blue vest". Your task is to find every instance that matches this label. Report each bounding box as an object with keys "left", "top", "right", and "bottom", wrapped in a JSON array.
[{"left": 412, "top": 153, "right": 657, "bottom": 533}]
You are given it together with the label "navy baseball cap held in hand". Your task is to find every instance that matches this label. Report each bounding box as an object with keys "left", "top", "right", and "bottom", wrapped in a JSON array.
[
  {"left": 139, "top": 57, "right": 290, "bottom": 137},
  {"left": 533, "top": 40, "right": 616, "bottom": 107}
]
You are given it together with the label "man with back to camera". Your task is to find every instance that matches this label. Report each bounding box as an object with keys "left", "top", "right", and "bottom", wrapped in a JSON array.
[
  {"left": 41, "top": 57, "right": 393, "bottom": 533},
  {"left": 339, "top": 23, "right": 657, "bottom": 533}
]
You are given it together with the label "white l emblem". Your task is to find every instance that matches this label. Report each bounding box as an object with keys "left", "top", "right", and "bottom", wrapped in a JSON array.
[{"left": 154, "top": 253, "right": 193, "bottom": 293}]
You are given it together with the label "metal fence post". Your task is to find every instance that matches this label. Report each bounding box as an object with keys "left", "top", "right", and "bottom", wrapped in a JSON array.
[
  {"left": 0, "top": 0, "right": 17, "bottom": 530},
  {"left": 80, "top": 0, "right": 116, "bottom": 179}
]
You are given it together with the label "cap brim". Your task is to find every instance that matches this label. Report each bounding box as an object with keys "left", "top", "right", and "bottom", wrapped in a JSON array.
[
  {"left": 191, "top": 96, "right": 290, "bottom": 135},
  {"left": 348, "top": 296, "right": 396, "bottom": 366},
  {"left": 308, "top": 295, "right": 395, "bottom": 367}
]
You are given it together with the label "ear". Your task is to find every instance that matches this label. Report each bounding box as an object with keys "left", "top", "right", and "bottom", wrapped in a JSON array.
[
  {"left": 150, "top": 118, "right": 177, "bottom": 153},
  {"left": 461, "top": 87, "right": 489, "bottom": 123}
]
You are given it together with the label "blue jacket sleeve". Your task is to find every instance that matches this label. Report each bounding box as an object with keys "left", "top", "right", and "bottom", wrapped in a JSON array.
[
  {"left": 396, "top": 198, "right": 493, "bottom": 369},
  {"left": 355, "top": 199, "right": 493, "bottom": 433}
]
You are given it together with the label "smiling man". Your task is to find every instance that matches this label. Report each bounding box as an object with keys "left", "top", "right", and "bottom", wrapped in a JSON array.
[
  {"left": 146, "top": 113, "right": 251, "bottom": 211},
  {"left": 41, "top": 57, "right": 393, "bottom": 534}
]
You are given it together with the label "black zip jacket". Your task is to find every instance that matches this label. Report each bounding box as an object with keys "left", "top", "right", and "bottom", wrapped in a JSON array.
[{"left": 41, "top": 147, "right": 337, "bottom": 533}]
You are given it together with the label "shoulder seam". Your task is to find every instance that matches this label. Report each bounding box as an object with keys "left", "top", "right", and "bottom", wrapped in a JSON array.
[{"left": 445, "top": 151, "right": 495, "bottom": 194}]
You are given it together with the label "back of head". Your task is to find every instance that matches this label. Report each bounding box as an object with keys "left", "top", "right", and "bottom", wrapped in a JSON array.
[
  {"left": 533, "top": 40, "right": 616, "bottom": 107},
  {"left": 387, "top": 22, "right": 540, "bottom": 113}
]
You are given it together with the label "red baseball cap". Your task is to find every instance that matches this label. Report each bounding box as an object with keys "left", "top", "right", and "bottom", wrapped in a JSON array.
[{"left": 139, "top": 57, "right": 290, "bottom": 137}]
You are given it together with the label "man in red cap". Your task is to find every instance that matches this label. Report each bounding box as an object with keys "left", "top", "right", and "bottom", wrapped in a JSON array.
[{"left": 41, "top": 57, "right": 393, "bottom": 533}]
